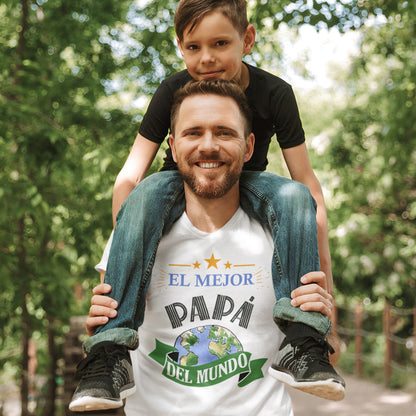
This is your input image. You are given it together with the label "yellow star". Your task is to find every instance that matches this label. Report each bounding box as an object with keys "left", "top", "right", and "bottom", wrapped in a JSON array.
[
  {"left": 224, "top": 261, "right": 232, "bottom": 269},
  {"left": 205, "top": 253, "right": 220, "bottom": 269},
  {"left": 193, "top": 260, "right": 201, "bottom": 269}
]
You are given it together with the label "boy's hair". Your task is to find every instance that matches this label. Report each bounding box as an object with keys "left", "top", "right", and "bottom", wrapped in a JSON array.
[
  {"left": 171, "top": 79, "right": 252, "bottom": 137},
  {"left": 174, "top": 0, "right": 249, "bottom": 42}
]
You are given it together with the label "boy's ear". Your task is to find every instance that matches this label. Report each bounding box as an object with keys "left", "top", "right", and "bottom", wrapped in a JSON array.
[
  {"left": 176, "top": 37, "right": 185, "bottom": 57},
  {"left": 243, "top": 24, "right": 256, "bottom": 54},
  {"left": 169, "top": 134, "right": 178, "bottom": 162}
]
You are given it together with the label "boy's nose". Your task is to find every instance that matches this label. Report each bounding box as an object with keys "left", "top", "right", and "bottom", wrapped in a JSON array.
[{"left": 200, "top": 47, "right": 215, "bottom": 64}]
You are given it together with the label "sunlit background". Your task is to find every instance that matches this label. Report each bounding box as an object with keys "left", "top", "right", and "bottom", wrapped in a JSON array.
[{"left": 1, "top": 1, "right": 415, "bottom": 414}]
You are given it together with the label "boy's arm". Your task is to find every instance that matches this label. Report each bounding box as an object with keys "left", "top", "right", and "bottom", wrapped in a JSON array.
[
  {"left": 282, "top": 142, "right": 334, "bottom": 295},
  {"left": 112, "top": 132, "right": 160, "bottom": 226}
]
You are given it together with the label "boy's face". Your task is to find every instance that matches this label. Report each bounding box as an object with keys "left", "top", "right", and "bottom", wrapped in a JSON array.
[{"left": 177, "top": 11, "right": 255, "bottom": 88}]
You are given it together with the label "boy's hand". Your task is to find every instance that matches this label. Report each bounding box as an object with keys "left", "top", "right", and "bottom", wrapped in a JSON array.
[
  {"left": 86, "top": 283, "right": 118, "bottom": 337},
  {"left": 290, "top": 271, "right": 333, "bottom": 320}
]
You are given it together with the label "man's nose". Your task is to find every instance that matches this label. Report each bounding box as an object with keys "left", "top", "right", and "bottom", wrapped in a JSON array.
[{"left": 199, "top": 132, "right": 220, "bottom": 152}]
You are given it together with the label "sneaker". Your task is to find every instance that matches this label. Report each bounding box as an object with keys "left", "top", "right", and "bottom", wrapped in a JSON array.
[
  {"left": 69, "top": 342, "right": 136, "bottom": 412},
  {"left": 269, "top": 335, "right": 345, "bottom": 401}
]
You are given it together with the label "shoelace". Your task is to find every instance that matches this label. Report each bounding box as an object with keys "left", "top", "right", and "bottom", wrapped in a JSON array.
[
  {"left": 76, "top": 346, "right": 125, "bottom": 379},
  {"left": 295, "top": 337, "right": 334, "bottom": 365}
]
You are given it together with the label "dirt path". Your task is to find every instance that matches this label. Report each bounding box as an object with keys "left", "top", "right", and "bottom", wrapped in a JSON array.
[
  {"left": 1, "top": 375, "right": 415, "bottom": 415},
  {"left": 289, "top": 374, "right": 415, "bottom": 416}
]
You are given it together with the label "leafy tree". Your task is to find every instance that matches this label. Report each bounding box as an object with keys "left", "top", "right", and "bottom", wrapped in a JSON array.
[
  {"left": 250, "top": 0, "right": 411, "bottom": 32},
  {"left": 1, "top": 0, "right": 414, "bottom": 413},
  {"left": 0, "top": 0, "right": 140, "bottom": 413},
  {"left": 317, "top": 3, "right": 416, "bottom": 308}
]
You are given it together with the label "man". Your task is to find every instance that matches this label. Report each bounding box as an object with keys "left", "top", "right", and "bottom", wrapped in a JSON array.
[{"left": 71, "top": 79, "right": 343, "bottom": 414}]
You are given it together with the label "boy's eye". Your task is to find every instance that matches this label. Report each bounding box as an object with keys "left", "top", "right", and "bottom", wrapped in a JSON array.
[
  {"left": 215, "top": 40, "right": 228, "bottom": 47},
  {"left": 187, "top": 44, "right": 199, "bottom": 51}
]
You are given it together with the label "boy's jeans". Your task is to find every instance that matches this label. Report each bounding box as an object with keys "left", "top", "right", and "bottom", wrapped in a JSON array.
[{"left": 83, "top": 171, "right": 331, "bottom": 353}]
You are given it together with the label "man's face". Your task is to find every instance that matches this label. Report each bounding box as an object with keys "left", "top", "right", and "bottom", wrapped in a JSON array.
[{"left": 170, "top": 94, "right": 254, "bottom": 199}]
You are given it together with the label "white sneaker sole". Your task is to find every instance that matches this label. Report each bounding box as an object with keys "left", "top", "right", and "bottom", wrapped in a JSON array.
[
  {"left": 69, "top": 385, "right": 137, "bottom": 412},
  {"left": 268, "top": 367, "right": 345, "bottom": 401}
]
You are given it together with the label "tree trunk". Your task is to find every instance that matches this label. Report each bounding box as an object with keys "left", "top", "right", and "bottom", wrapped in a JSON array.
[
  {"left": 16, "top": 1, "right": 31, "bottom": 412},
  {"left": 14, "top": 0, "right": 28, "bottom": 84},
  {"left": 43, "top": 315, "right": 57, "bottom": 416},
  {"left": 18, "top": 215, "right": 31, "bottom": 416},
  {"left": 20, "top": 297, "right": 30, "bottom": 416}
]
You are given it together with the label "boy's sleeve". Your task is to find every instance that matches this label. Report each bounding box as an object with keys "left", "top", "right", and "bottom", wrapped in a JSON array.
[
  {"left": 272, "top": 85, "right": 305, "bottom": 149},
  {"left": 139, "top": 80, "right": 175, "bottom": 144},
  {"left": 95, "top": 231, "right": 113, "bottom": 273}
]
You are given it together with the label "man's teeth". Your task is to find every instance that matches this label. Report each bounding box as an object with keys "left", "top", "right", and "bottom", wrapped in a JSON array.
[{"left": 199, "top": 162, "right": 220, "bottom": 168}]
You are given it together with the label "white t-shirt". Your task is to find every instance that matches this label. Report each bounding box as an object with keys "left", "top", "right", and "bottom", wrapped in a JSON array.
[
  {"left": 95, "top": 230, "right": 113, "bottom": 273},
  {"left": 98, "top": 208, "right": 292, "bottom": 416}
]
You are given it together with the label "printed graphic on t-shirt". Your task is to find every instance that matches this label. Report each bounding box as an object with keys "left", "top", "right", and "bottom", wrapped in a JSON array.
[
  {"left": 153, "top": 251, "right": 271, "bottom": 294},
  {"left": 148, "top": 251, "right": 271, "bottom": 388}
]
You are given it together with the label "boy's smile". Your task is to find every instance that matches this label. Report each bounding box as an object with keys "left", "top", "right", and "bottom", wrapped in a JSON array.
[{"left": 177, "top": 11, "right": 255, "bottom": 89}]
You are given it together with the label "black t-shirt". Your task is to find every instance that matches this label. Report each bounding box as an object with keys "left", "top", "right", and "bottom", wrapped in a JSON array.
[{"left": 139, "top": 63, "right": 305, "bottom": 171}]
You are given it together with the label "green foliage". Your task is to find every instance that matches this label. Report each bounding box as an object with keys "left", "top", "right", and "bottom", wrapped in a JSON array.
[
  {"left": 250, "top": 0, "right": 413, "bottom": 32},
  {"left": 322, "top": 6, "right": 416, "bottom": 307},
  {"left": 1, "top": 0, "right": 415, "bottom": 407},
  {"left": 0, "top": 1, "right": 139, "bottom": 402}
]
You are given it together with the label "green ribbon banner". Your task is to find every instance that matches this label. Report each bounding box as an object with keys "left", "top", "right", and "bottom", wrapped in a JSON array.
[{"left": 149, "top": 339, "right": 267, "bottom": 387}]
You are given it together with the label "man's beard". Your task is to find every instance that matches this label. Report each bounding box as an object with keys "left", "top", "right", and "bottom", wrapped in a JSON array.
[{"left": 178, "top": 161, "right": 241, "bottom": 199}]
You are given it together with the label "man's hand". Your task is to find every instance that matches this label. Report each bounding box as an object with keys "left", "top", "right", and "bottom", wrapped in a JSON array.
[
  {"left": 290, "top": 271, "right": 333, "bottom": 320},
  {"left": 291, "top": 271, "right": 341, "bottom": 364},
  {"left": 86, "top": 284, "right": 118, "bottom": 337}
]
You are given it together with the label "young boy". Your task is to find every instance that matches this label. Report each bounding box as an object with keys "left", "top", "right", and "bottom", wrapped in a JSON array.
[{"left": 69, "top": 0, "right": 344, "bottom": 411}]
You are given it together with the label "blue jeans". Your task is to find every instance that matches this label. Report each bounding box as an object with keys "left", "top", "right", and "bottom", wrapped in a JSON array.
[{"left": 83, "top": 171, "right": 331, "bottom": 353}]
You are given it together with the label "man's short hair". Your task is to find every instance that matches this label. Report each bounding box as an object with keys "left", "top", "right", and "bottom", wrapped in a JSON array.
[
  {"left": 174, "top": 0, "right": 249, "bottom": 42},
  {"left": 170, "top": 79, "right": 252, "bottom": 137}
]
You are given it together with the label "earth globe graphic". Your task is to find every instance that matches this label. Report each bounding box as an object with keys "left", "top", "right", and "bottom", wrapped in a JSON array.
[{"left": 174, "top": 325, "right": 243, "bottom": 367}]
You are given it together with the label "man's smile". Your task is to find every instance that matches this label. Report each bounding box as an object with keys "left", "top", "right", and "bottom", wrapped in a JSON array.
[{"left": 197, "top": 161, "right": 223, "bottom": 169}]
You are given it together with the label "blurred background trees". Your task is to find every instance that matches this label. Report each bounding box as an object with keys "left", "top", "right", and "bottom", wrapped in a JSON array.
[
  {"left": 0, "top": 0, "right": 414, "bottom": 414},
  {"left": 324, "top": 3, "right": 416, "bottom": 307}
]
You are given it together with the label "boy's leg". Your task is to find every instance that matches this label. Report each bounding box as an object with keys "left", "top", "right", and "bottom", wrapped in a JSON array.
[
  {"left": 85, "top": 170, "right": 185, "bottom": 348},
  {"left": 239, "top": 171, "right": 345, "bottom": 401},
  {"left": 70, "top": 171, "right": 185, "bottom": 412}
]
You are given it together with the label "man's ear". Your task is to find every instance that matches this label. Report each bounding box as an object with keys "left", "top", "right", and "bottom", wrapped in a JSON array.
[
  {"left": 176, "top": 37, "right": 185, "bottom": 58},
  {"left": 243, "top": 24, "right": 256, "bottom": 54},
  {"left": 169, "top": 134, "right": 177, "bottom": 162},
  {"left": 244, "top": 133, "right": 255, "bottom": 163}
]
